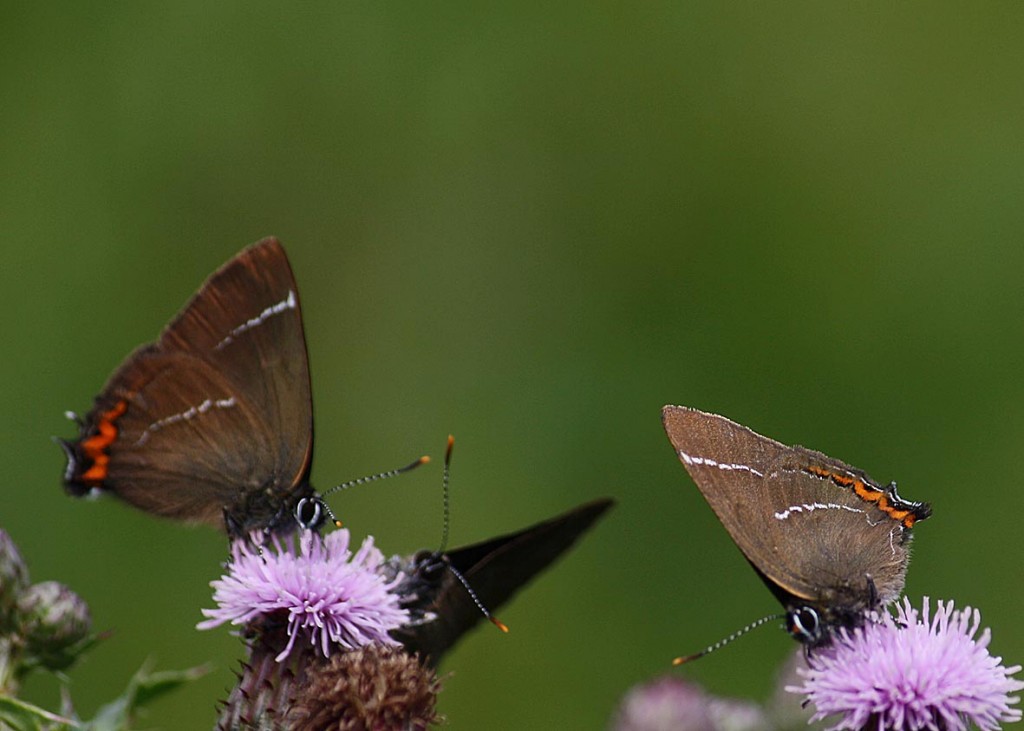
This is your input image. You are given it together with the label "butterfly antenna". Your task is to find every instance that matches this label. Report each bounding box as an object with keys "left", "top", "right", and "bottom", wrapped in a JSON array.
[
  {"left": 318, "top": 500, "right": 341, "bottom": 529},
  {"left": 316, "top": 453, "right": 430, "bottom": 528},
  {"left": 438, "top": 435, "right": 507, "bottom": 633},
  {"left": 672, "top": 613, "right": 783, "bottom": 665},
  {"left": 320, "top": 455, "right": 430, "bottom": 498},
  {"left": 447, "top": 561, "right": 510, "bottom": 633},
  {"left": 438, "top": 434, "right": 454, "bottom": 553}
]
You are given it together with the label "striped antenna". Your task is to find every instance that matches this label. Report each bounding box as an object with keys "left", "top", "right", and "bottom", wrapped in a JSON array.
[
  {"left": 437, "top": 435, "right": 508, "bottom": 633},
  {"left": 316, "top": 454, "right": 430, "bottom": 527},
  {"left": 672, "top": 614, "right": 783, "bottom": 665},
  {"left": 437, "top": 434, "right": 454, "bottom": 552}
]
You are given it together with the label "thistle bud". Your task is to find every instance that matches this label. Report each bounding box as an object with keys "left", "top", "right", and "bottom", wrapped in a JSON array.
[
  {"left": 0, "top": 530, "right": 29, "bottom": 630},
  {"left": 17, "top": 581, "right": 91, "bottom": 670}
]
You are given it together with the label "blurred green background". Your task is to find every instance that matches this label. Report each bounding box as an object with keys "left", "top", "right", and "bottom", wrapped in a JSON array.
[{"left": 4, "top": 3, "right": 1024, "bottom": 729}]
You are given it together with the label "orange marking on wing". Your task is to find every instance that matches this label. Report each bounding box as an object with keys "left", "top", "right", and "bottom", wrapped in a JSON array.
[
  {"left": 875, "top": 502, "right": 918, "bottom": 527},
  {"left": 811, "top": 467, "right": 873, "bottom": 492},
  {"left": 853, "top": 481, "right": 879, "bottom": 501},
  {"left": 78, "top": 400, "right": 127, "bottom": 486},
  {"left": 805, "top": 464, "right": 922, "bottom": 529},
  {"left": 81, "top": 455, "right": 109, "bottom": 483},
  {"left": 886, "top": 508, "right": 910, "bottom": 521}
]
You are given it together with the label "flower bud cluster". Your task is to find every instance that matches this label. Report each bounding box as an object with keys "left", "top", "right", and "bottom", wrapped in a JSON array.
[{"left": 0, "top": 530, "right": 92, "bottom": 693}]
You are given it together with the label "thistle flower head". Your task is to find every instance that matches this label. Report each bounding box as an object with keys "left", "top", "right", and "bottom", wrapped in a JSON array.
[
  {"left": 789, "top": 597, "right": 1024, "bottom": 731},
  {"left": 199, "top": 529, "right": 408, "bottom": 661},
  {"left": 285, "top": 645, "right": 441, "bottom": 730},
  {"left": 611, "top": 676, "right": 769, "bottom": 731}
]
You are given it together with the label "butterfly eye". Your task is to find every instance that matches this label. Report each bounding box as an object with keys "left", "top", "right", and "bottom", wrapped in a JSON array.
[
  {"left": 294, "top": 497, "right": 324, "bottom": 531},
  {"left": 787, "top": 607, "right": 822, "bottom": 644}
]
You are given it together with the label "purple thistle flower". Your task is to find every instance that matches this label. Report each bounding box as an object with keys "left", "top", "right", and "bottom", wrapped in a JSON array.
[
  {"left": 198, "top": 529, "right": 408, "bottom": 661},
  {"left": 789, "top": 597, "right": 1024, "bottom": 731},
  {"left": 611, "top": 676, "right": 771, "bottom": 731},
  {"left": 612, "top": 676, "right": 716, "bottom": 731}
]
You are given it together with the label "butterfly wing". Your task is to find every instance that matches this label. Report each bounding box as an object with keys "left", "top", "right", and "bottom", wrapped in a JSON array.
[
  {"left": 661, "top": 406, "right": 913, "bottom": 610},
  {"left": 62, "top": 238, "right": 314, "bottom": 532},
  {"left": 394, "top": 498, "right": 614, "bottom": 665}
]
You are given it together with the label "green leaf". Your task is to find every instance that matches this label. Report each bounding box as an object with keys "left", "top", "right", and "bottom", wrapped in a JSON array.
[
  {"left": 17, "top": 632, "right": 108, "bottom": 682},
  {"left": 78, "top": 662, "right": 209, "bottom": 731},
  {"left": 0, "top": 695, "right": 78, "bottom": 730}
]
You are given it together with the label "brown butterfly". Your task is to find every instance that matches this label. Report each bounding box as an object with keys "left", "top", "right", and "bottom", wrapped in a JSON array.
[
  {"left": 59, "top": 238, "right": 422, "bottom": 537},
  {"left": 662, "top": 405, "right": 930, "bottom": 648}
]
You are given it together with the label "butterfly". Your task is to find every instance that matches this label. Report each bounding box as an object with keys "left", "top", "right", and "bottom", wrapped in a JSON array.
[
  {"left": 59, "top": 238, "right": 421, "bottom": 537},
  {"left": 662, "top": 405, "right": 930, "bottom": 648},
  {"left": 389, "top": 498, "right": 614, "bottom": 665}
]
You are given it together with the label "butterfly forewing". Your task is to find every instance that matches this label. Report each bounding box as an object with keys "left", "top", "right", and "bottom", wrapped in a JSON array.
[{"left": 394, "top": 499, "right": 614, "bottom": 665}]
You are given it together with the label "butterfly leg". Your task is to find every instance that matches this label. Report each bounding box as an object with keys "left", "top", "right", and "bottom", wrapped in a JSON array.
[{"left": 865, "top": 574, "right": 879, "bottom": 607}]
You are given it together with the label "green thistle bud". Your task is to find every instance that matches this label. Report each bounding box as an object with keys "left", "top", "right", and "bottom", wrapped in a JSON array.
[
  {"left": 0, "top": 530, "right": 29, "bottom": 630},
  {"left": 17, "top": 581, "right": 91, "bottom": 670}
]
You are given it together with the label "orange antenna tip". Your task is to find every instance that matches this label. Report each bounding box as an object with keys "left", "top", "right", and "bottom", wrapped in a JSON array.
[
  {"left": 444, "top": 435, "right": 455, "bottom": 469},
  {"left": 670, "top": 613, "right": 783, "bottom": 667},
  {"left": 491, "top": 617, "right": 510, "bottom": 633},
  {"left": 321, "top": 453, "right": 432, "bottom": 497},
  {"left": 334, "top": 519, "right": 344, "bottom": 528}
]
